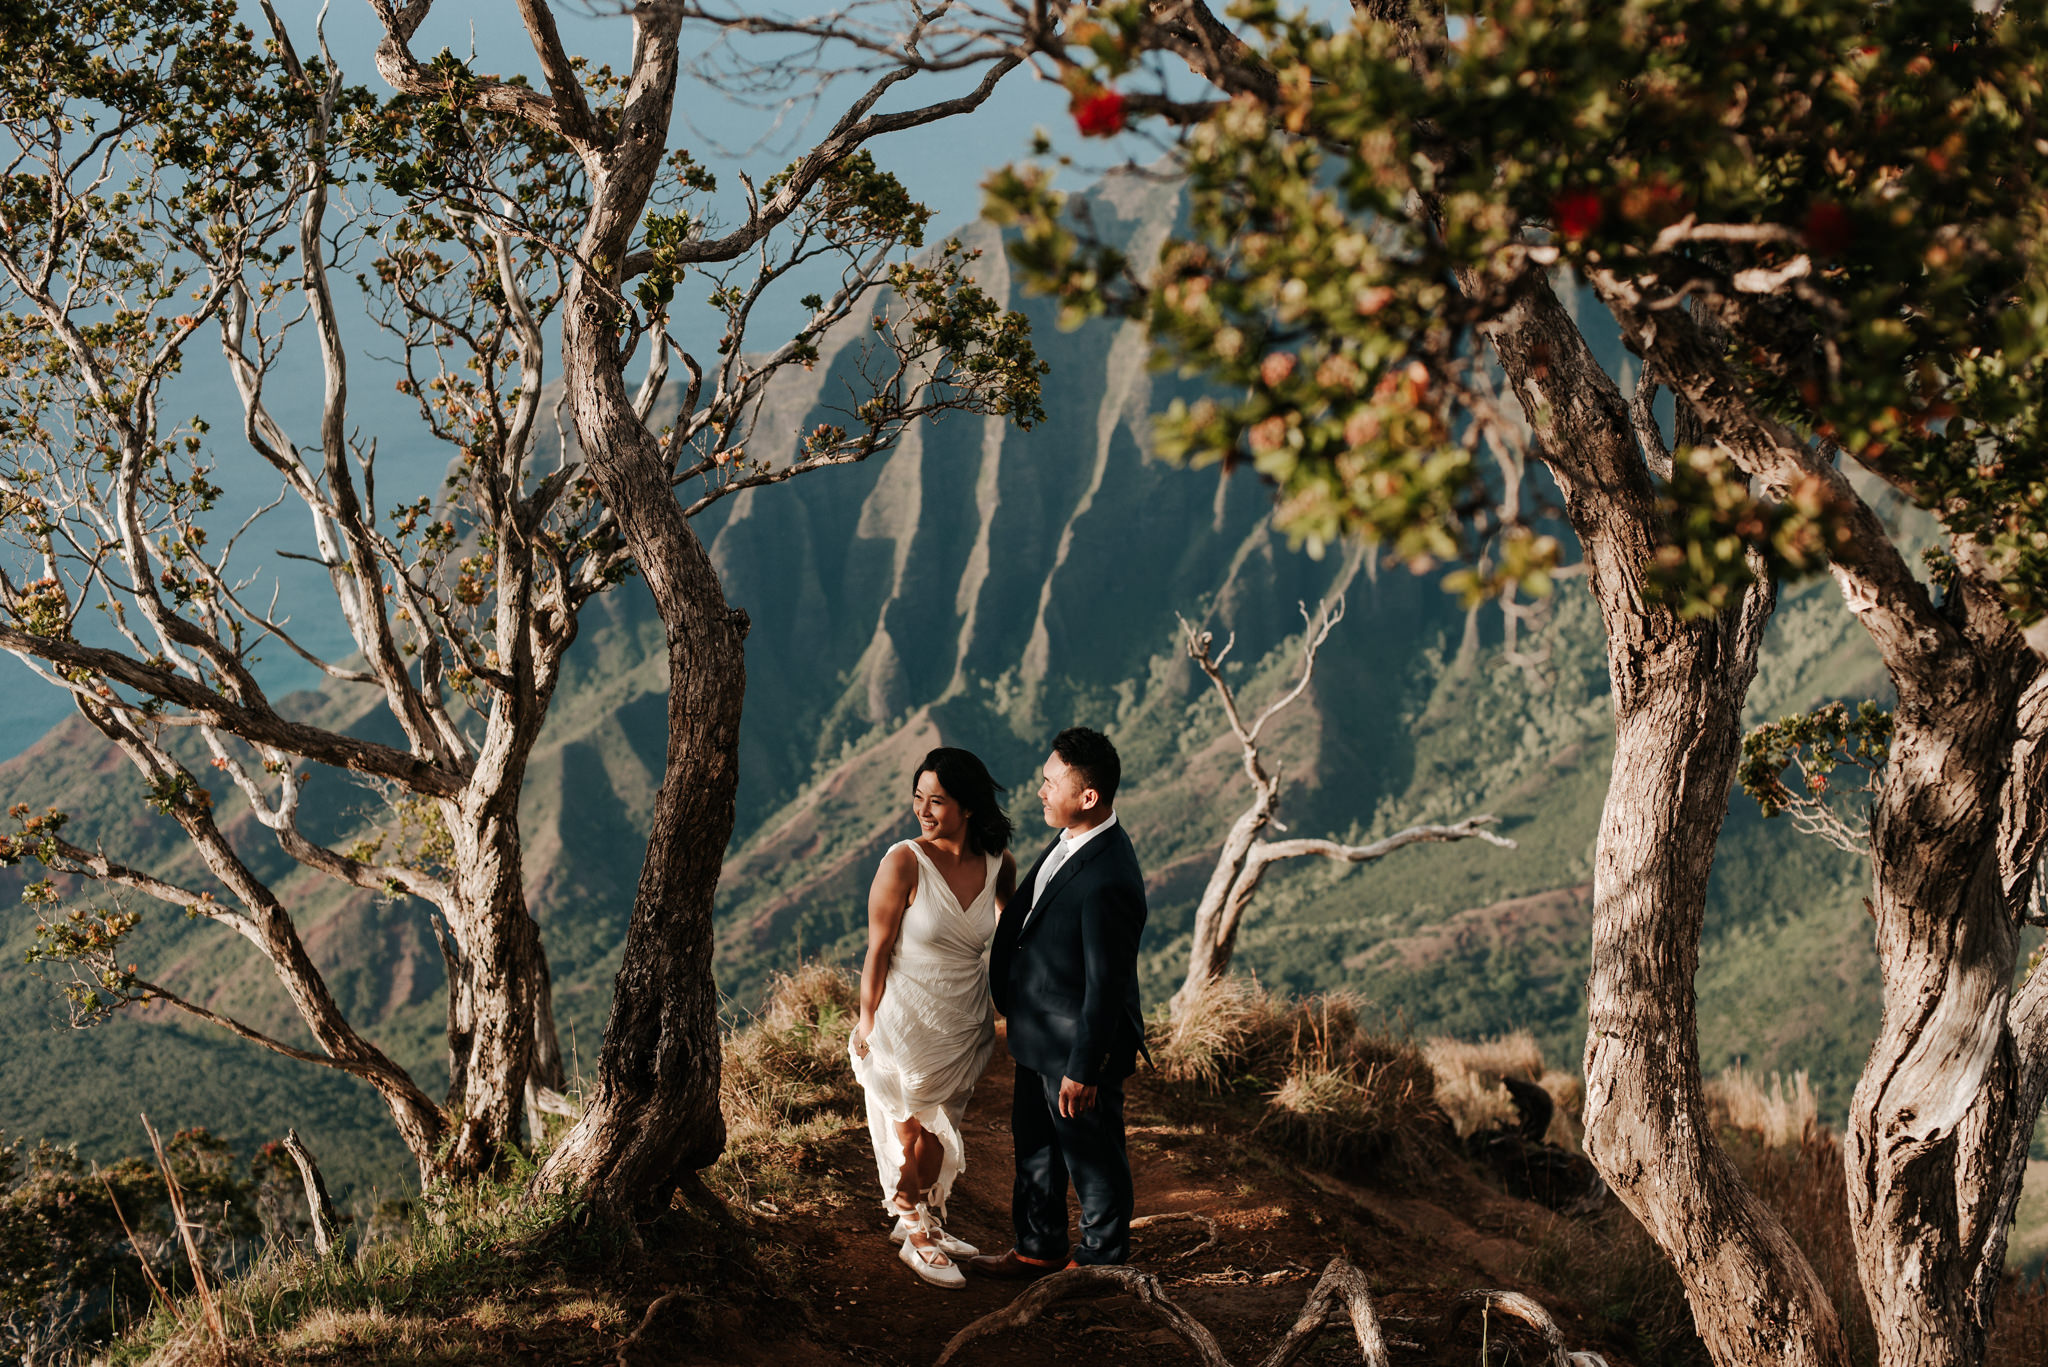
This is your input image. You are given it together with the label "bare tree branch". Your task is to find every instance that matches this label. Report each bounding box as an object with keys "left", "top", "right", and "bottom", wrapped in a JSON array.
[
  {"left": 0, "top": 625, "right": 466, "bottom": 796},
  {"left": 1171, "top": 571, "right": 1510, "bottom": 1013}
]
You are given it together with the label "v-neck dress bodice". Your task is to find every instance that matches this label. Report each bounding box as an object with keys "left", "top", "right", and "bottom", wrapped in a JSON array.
[{"left": 849, "top": 840, "right": 1001, "bottom": 1214}]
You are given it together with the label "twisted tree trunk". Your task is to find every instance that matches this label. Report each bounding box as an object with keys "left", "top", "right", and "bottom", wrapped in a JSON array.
[
  {"left": 1846, "top": 638, "right": 2048, "bottom": 1366},
  {"left": 524, "top": 11, "right": 740, "bottom": 1215},
  {"left": 1477, "top": 277, "right": 1851, "bottom": 1367},
  {"left": 1588, "top": 263, "right": 2048, "bottom": 1367}
]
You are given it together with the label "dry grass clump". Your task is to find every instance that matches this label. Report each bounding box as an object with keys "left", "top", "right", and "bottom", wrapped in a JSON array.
[
  {"left": 272, "top": 1301, "right": 437, "bottom": 1356},
  {"left": 710, "top": 963, "right": 866, "bottom": 1210},
  {"left": 1154, "top": 975, "right": 1289, "bottom": 1089},
  {"left": 1154, "top": 976, "right": 1444, "bottom": 1172},
  {"left": 1262, "top": 998, "right": 1442, "bottom": 1170},
  {"left": 1518, "top": 1204, "right": 1706, "bottom": 1363},
  {"left": 719, "top": 963, "right": 862, "bottom": 1146},
  {"left": 1706, "top": 1065, "right": 1818, "bottom": 1148},
  {"left": 1424, "top": 1030, "right": 1583, "bottom": 1149}
]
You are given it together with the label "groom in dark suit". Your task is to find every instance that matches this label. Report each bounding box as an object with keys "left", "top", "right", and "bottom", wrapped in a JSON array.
[{"left": 970, "top": 727, "right": 1148, "bottom": 1274}]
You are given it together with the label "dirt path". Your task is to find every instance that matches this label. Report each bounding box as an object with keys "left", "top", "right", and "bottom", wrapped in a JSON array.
[{"left": 650, "top": 1030, "right": 1632, "bottom": 1367}]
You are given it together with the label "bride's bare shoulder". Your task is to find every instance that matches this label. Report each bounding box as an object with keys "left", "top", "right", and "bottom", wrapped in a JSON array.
[{"left": 869, "top": 842, "right": 920, "bottom": 902}]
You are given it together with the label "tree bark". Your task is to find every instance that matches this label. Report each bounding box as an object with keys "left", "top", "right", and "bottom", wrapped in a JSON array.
[
  {"left": 1477, "top": 277, "right": 1851, "bottom": 1367},
  {"left": 440, "top": 781, "right": 546, "bottom": 1175},
  {"left": 528, "top": 9, "right": 740, "bottom": 1217},
  {"left": 1845, "top": 628, "right": 2045, "bottom": 1366},
  {"left": 1587, "top": 264, "right": 2048, "bottom": 1367}
]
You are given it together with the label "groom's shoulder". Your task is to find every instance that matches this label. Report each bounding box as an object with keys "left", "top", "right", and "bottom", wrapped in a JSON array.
[{"left": 1106, "top": 824, "right": 1146, "bottom": 881}]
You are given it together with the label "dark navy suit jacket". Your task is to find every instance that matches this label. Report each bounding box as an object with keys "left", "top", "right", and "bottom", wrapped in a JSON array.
[{"left": 990, "top": 821, "right": 1148, "bottom": 1085}]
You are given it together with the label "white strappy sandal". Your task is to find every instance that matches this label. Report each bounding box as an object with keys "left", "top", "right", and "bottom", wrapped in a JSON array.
[
  {"left": 895, "top": 1202, "right": 967, "bottom": 1289},
  {"left": 890, "top": 1205, "right": 979, "bottom": 1259}
]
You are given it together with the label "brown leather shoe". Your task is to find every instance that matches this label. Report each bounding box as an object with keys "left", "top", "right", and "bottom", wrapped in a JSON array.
[{"left": 965, "top": 1249, "right": 1062, "bottom": 1279}]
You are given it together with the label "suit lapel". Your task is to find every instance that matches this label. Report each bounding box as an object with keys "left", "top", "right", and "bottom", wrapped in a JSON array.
[
  {"left": 1001, "top": 839, "right": 1059, "bottom": 943},
  {"left": 1018, "top": 827, "right": 1117, "bottom": 937}
]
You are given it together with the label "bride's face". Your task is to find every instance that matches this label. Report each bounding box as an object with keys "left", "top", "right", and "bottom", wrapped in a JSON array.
[{"left": 913, "top": 771, "right": 970, "bottom": 843}]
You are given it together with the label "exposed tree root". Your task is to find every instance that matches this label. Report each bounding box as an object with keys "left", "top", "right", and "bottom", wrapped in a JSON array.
[
  {"left": 616, "top": 1291, "right": 685, "bottom": 1367},
  {"left": 1451, "top": 1289, "right": 1610, "bottom": 1367},
  {"left": 935, "top": 1240, "right": 1603, "bottom": 1367},
  {"left": 934, "top": 1265, "right": 1233, "bottom": 1367},
  {"left": 1254, "top": 1257, "right": 1391, "bottom": 1367}
]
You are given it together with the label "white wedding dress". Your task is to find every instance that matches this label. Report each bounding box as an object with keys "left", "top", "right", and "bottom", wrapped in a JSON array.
[{"left": 850, "top": 840, "right": 1000, "bottom": 1216}]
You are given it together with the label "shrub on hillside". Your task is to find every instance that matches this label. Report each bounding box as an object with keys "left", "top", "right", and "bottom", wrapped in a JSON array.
[
  {"left": 0, "top": 1127, "right": 277, "bottom": 1366},
  {"left": 1152, "top": 977, "right": 1444, "bottom": 1172},
  {"left": 1424, "top": 1030, "right": 1583, "bottom": 1149}
]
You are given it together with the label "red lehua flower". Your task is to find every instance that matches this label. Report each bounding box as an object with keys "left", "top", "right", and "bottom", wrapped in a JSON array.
[
  {"left": 1553, "top": 190, "right": 1604, "bottom": 241},
  {"left": 1804, "top": 201, "right": 1853, "bottom": 254},
  {"left": 1074, "top": 89, "right": 1127, "bottom": 138}
]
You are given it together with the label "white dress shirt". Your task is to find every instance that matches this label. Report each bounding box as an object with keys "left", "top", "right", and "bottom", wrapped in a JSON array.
[{"left": 1027, "top": 811, "right": 1119, "bottom": 919}]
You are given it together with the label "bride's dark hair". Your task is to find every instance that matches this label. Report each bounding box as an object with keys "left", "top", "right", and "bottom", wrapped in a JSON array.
[{"left": 913, "top": 747, "right": 1013, "bottom": 855}]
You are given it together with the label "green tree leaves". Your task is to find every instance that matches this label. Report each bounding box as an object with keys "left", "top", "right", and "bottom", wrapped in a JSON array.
[{"left": 989, "top": 0, "right": 2048, "bottom": 615}]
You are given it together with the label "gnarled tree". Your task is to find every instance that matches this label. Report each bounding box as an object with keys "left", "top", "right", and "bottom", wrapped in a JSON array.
[
  {"left": 978, "top": 0, "right": 2048, "bottom": 1363},
  {"left": 1, "top": 0, "right": 1039, "bottom": 1190},
  {"left": 359, "top": 0, "right": 1043, "bottom": 1217}
]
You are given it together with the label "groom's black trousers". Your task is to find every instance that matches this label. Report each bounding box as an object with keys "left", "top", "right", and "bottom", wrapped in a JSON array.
[{"left": 1011, "top": 1061, "right": 1133, "bottom": 1265}]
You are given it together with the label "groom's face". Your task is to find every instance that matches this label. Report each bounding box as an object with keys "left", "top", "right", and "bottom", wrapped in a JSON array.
[{"left": 1038, "top": 752, "right": 1099, "bottom": 831}]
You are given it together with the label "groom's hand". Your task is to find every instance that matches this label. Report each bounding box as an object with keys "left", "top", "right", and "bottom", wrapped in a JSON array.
[{"left": 1058, "top": 1076, "right": 1097, "bottom": 1117}]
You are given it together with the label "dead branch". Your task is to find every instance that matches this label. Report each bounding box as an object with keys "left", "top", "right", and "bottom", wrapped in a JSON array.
[
  {"left": 281, "top": 1128, "right": 342, "bottom": 1258},
  {"left": 1252, "top": 817, "right": 1516, "bottom": 867},
  {"left": 142, "top": 1114, "right": 228, "bottom": 1350},
  {"left": 935, "top": 1256, "right": 1594, "bottom": 1367},
  {"left": 1451, "top": 1289, "right": 1574, "bottom": 1367},
  {"left": 1173, "top": 568, "right": 1512, "bottom": 1010}
]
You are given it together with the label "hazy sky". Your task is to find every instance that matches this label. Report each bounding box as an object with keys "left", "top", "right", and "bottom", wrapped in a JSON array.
[{"left": 0, "top": 0, "right": 1153, "bottom": 759}]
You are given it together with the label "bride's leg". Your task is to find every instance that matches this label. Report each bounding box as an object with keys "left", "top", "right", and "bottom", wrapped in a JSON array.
[
  {"left": 912, "top": 1121, "right": 944, "bottom": 1195},
  {"left": 892, "top": 1116, "right": 931, "bottom": 1208},
  {"left": 892, "top": 1117, "right": 949, "bottom": 1253}
]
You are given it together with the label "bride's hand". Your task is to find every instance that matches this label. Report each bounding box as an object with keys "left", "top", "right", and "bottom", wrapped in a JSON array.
[{"left": 852, "top": 1013, "right": 875, "bottom": 1058}]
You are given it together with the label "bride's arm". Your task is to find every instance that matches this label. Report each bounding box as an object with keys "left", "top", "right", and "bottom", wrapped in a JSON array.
[
  {"left": 854, "top": 845, "right": 918, "bottom": 1057},
  {"left": 994, "top": 850, "right": 1017, "bottom": 911}
]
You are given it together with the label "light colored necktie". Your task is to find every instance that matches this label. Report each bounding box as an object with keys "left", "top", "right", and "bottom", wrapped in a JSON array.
[{"left": 1032, "top": 838, "right": 1073, "bottom": 910}]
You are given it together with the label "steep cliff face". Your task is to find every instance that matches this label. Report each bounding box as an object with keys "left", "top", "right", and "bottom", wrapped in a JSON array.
[{"left": 0, "top": 174, "right": 1893, "bottom": 1199}]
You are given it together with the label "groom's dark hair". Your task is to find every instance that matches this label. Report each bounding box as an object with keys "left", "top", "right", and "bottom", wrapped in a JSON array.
[
  {"left": 1052, "top": 727, "right": 1120, "bottom": 804},
  {"left": 914, "top": 747, "right": 1013, "bottom": 854}
]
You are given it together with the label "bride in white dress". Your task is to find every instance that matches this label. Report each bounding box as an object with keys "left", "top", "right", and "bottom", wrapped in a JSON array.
[{"left": 850, "top": 747, "right": 1016, "bottom": 1289}]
